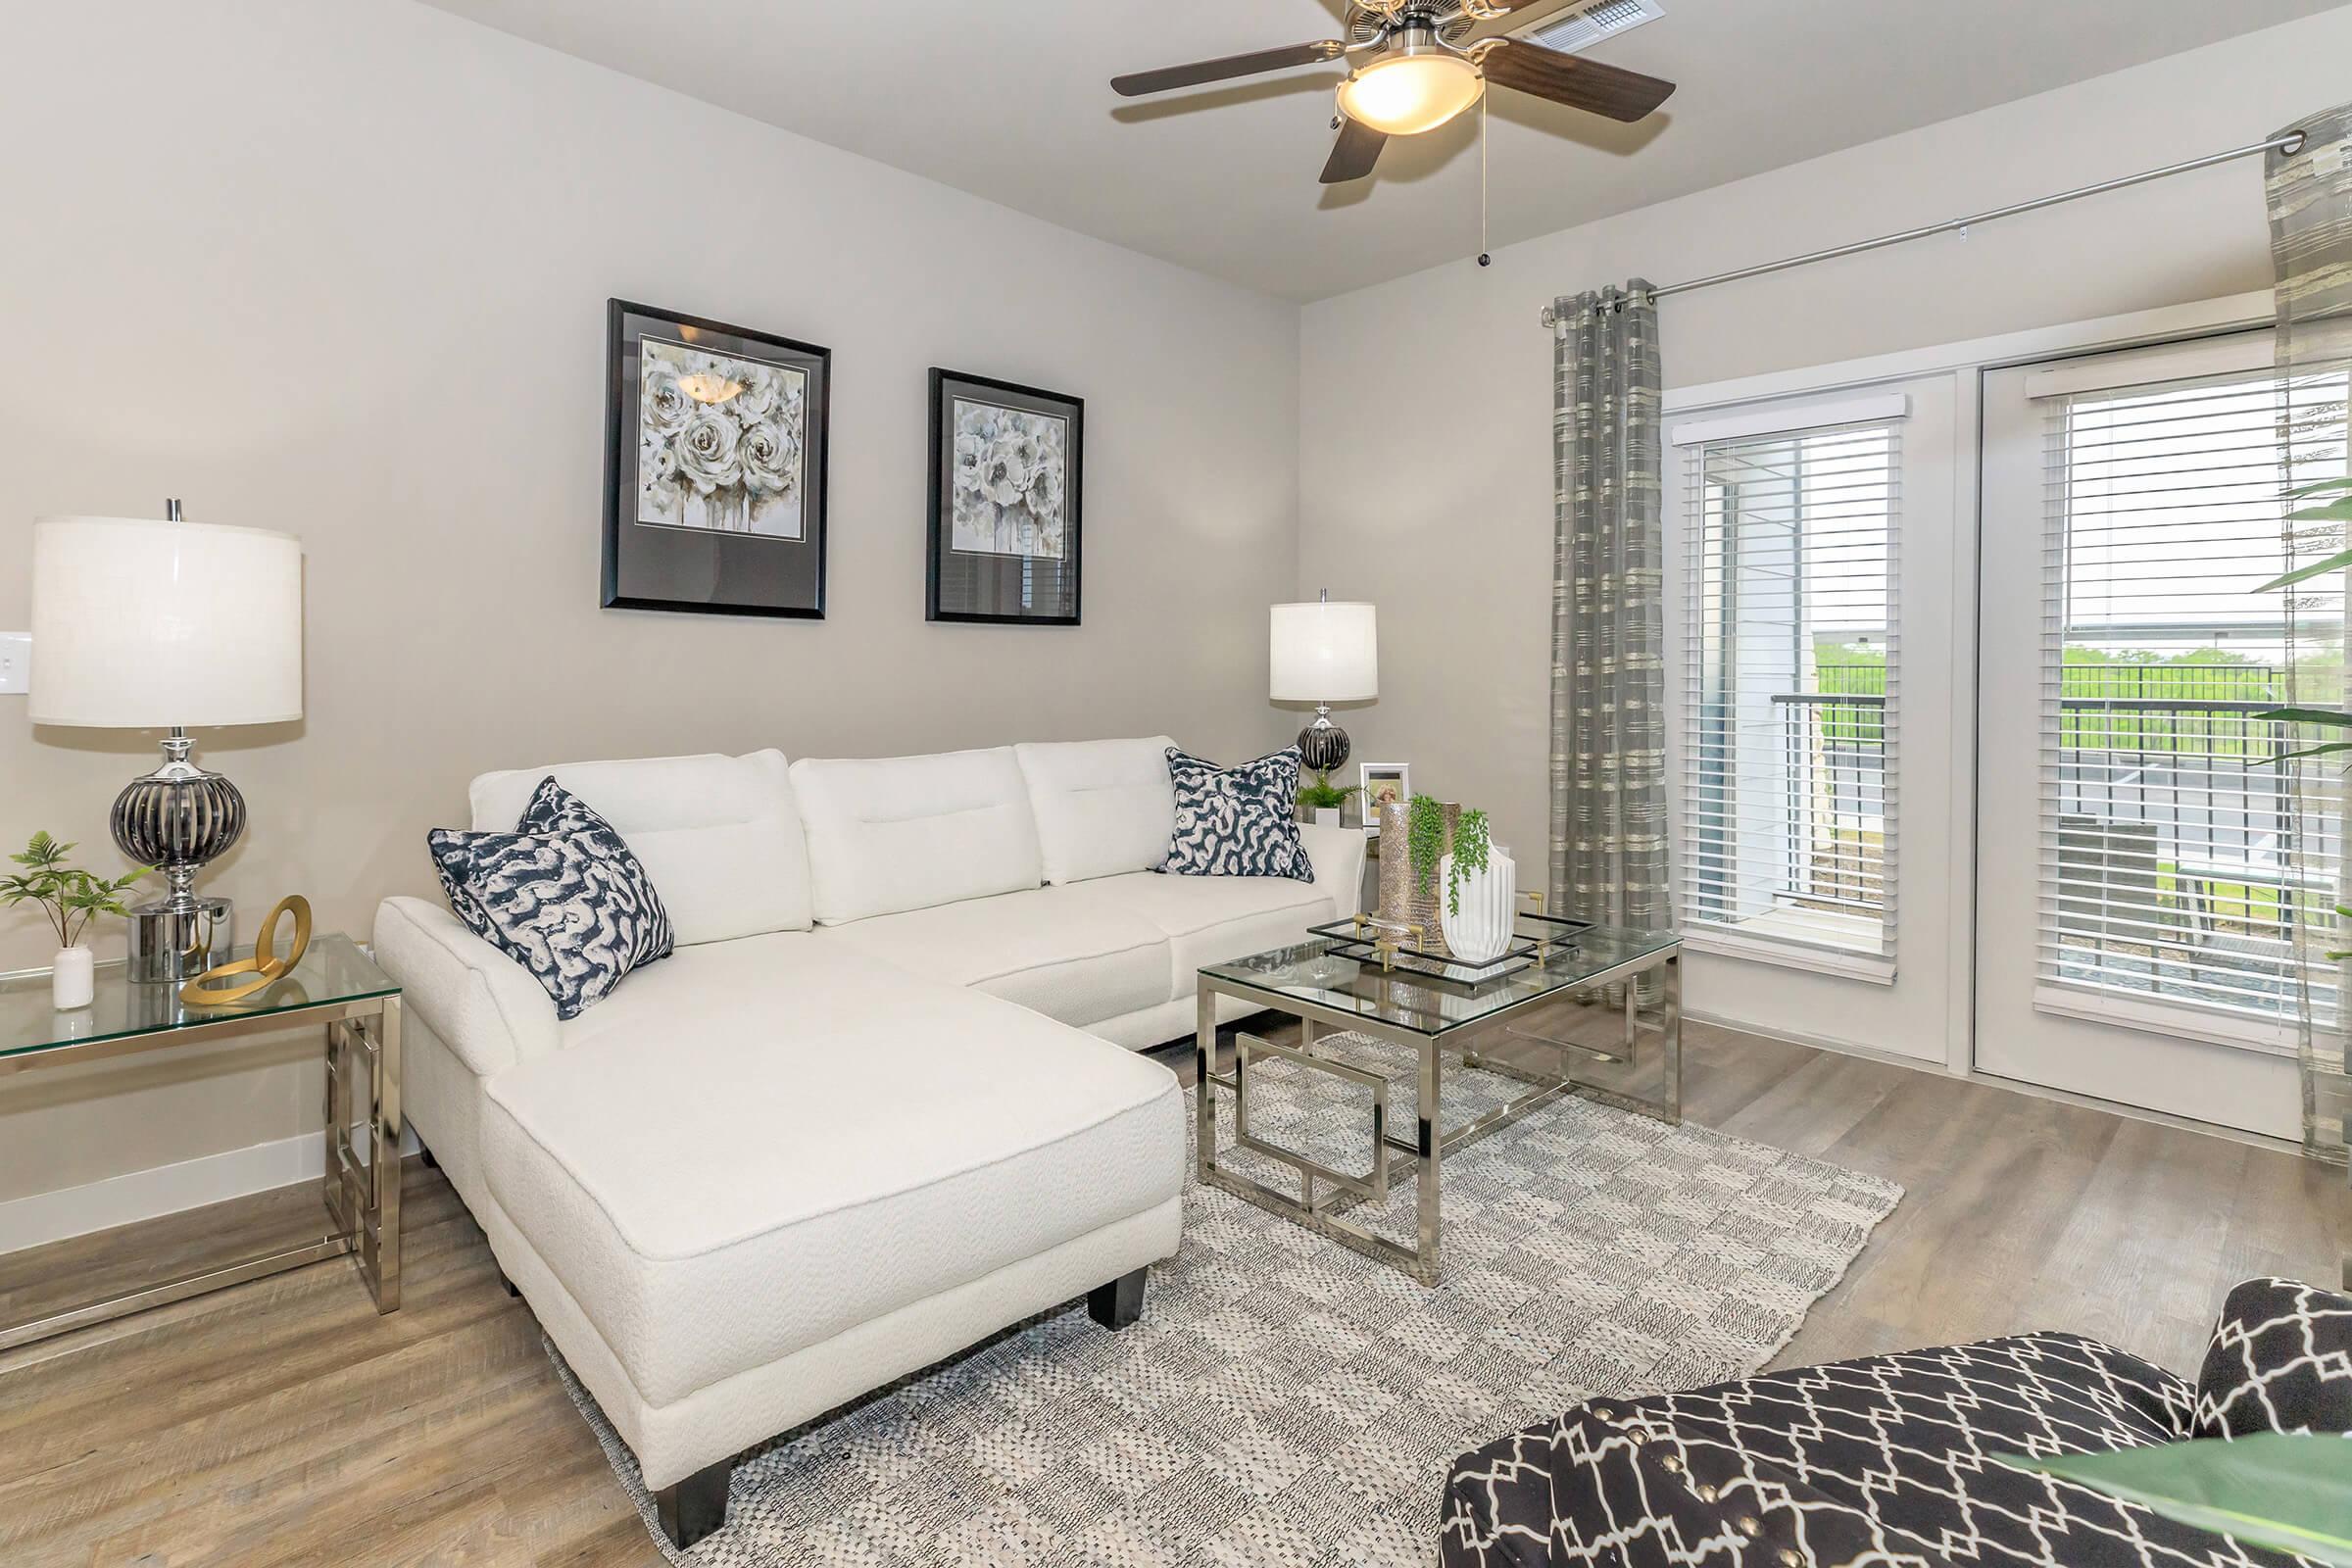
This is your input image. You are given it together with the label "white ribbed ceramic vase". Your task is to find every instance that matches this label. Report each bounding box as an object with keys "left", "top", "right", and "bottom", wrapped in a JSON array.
[{"left": 1439, "top": 848, "right": 1516, "bottom": 964}]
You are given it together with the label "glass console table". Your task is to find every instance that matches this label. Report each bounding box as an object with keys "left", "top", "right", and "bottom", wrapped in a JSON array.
[
  {"left": 1196, "top": 916, "right": 1681, "bottom": 1285},
  {"left": 0, "top": 934, "right": 403, "bottom": 1348}
]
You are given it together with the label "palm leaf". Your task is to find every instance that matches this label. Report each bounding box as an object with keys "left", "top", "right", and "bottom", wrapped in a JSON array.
[
  {"left": 2257, "top": 707, "right": 2352, "bottom": 729},
  {"left": 2270, "top": 742, "right": 2352, "bottom": 766},
  {"left": 2257, "top": 549, "right": 2352, "bottom": 593},
  {"left": 1999, "top": 1434, "right": 2352, "bottom": 1568}
]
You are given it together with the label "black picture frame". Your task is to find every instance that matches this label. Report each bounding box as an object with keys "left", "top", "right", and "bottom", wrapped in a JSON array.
[
  {"left": 926, "top": 368, "right": 1084, "bottom": 625},
  {"left": 602, "top": 298, "right": 831, "bottom": 618}
]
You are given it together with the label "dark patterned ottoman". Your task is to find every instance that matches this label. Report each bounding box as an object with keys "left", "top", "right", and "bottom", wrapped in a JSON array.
[{"left": 1441, "top": 1278, "right": 2352, "bottom": 1568}]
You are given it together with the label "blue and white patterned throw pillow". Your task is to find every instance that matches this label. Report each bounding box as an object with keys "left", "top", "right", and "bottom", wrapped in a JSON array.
[
  {"left": 427, "top": 778, "right": 674, "bottom": 1020},
  {"left": 1162, "top": 746, "right": 1313, "bottom": 881}
]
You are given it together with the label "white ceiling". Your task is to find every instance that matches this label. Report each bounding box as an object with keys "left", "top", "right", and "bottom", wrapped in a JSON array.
[{"left": 420, "top": 0, "right": 2348, "bottom": 301}]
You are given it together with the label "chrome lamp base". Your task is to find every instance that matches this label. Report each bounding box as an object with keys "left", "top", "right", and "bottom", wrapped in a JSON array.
[
  {"left": 111, "top": 727, "right": 246, "bottom": 983},
  {"left": 124, "top": 896, "right": 234, "bottom": 984}
]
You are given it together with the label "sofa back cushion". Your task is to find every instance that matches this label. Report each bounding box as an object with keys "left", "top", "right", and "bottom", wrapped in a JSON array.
[
  {"left": 1013, "top": 737, "right": 1177, "bottom": 885},
  {"left": 469, "top": 751, "right": 810, "bottom": 944},
  {"left": 790, "top": 748, "right": 1044, "bottom": 924}
]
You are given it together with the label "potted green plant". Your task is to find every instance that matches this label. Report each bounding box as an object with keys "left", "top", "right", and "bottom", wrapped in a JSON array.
[
  {"left": 1423, "top": 803, "right": 1514, "bottom": 962},
  {"left": 1295, "top": 770, "right": 1362, "bottom": 828},
  {"left": 0, "top": 833, "right": 151, "bottom": 1009}
]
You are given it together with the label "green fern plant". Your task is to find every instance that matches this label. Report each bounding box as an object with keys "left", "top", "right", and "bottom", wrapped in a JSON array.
[
  {"left": 0, "top": 832, "right": 151, "bottom": 949},
  {"left": 1294, "top": 770, "right": 1362, "bottom": 814}
]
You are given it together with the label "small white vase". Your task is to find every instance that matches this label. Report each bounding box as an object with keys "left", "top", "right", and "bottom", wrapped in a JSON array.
[
  {"left": 52, "top": 946, "right": 95, "bottom": 1010},
  {"left": 1439, "top": 848, "right": 1517, "bottom": 964},
  {"left": 1313, "top": 808, "right": 1341, "bottom": 828}
]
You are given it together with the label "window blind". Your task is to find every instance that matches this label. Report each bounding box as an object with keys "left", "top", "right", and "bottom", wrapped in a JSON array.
[
  {"left": 1680, "top": 419, "right": 1901, "bottom": 960},
  {"left": 2037, "top": 366, "right": 2347, "bottom": 1032}
]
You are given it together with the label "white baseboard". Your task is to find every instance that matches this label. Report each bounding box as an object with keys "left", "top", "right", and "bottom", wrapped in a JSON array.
[
  {"left": 0, "top": 1123, "right": 420, "bottom": 1254},
  {"left": 0, "top": 1131, "right": 323, "bottom": 1253}
]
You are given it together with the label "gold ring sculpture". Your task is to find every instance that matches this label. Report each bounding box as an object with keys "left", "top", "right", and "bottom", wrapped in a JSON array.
[{"left": 179, "top": 895, "right": 313, "bottom": 1006}]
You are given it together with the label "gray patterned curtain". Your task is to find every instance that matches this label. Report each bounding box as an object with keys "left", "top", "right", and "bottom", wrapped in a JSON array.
[
  {"left": 2271, "top": 107, "right": 2352, "bottom": 1164},
  {"left": 1548, "top": 283, "right": 1669, "bottom": 965}
]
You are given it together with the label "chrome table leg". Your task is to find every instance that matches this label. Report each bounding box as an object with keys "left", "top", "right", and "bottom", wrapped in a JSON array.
[
  {"left": 1195, "top": 983, "right": 1218, "bottom": 1181},
  {"left": 1416, "top": 1037, "right": 1441, "bottom": 1282}
]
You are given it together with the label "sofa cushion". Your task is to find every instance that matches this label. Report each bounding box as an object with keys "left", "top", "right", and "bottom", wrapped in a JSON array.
[
  {"left": 480, "top": 933, "right": 1184, "bottom": 1406},
  {"left": 427, "top": 779, "right": 674, "bottom": 1021},
  {"left": 790, "top": 748, "right": 1045, "bottom": 924},
  {"left": 1163, "top": 746, "right": 1312, "bottom": 881},
  {"left": 1012, "top": 737, "right": 1177, "bottom": 885},
  {"left": 470, "top": 752, "right": 810, "bottom": 945},
  {"left": 2193, "top": 1277, "right": 2352, "bottom": 1438},
  {"left": 1059, "top": 869, "right": 1339, "bottom": 1002},
  {"left": 815, "top": 887, "right": 1169, "bottom": 1027}
]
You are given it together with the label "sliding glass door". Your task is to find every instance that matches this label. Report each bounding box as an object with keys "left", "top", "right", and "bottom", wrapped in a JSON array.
[{"left": 1977, "top": 331, "right": 2345, "bottom": 1138}]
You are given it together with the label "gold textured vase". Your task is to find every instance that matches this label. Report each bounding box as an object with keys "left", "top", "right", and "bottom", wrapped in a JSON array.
[{"left": 1376, "top": 800, "right": 1457, "bottom": 958}]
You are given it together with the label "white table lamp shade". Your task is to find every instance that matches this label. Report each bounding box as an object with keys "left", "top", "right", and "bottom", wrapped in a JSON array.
[
  {"left": 1269, "top": 601, "right": 1377, "bottom": 703},
  {"left": 29, "top": 515, "right": 303, "bottom": 728}
]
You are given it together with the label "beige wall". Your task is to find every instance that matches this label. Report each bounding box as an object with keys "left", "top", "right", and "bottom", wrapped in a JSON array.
[
  {"left": 1298, "top": 8, "right": 2352, "bottom": 874},
  {"left": 0, "top": 1, "right": 1300, "bottom": 1205}
]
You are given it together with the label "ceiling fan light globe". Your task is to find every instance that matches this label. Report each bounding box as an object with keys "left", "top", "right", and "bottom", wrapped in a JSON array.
[{"left": 1336, "top": 52, "right": 1484, "bottom": 136}]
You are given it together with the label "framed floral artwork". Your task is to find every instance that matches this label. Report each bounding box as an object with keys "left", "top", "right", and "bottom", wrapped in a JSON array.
[
  {"left": 927, "top": 369, "right": 1083, "bottom": 624},
  {"left": 603, "top": 299, "right": 830, "bottom": 617}
]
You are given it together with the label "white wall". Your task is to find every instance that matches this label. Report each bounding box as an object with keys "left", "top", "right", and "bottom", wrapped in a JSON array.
[
  {"left": 1298, "top": 8, "right": 2352, "bottom": 883},
  {"left": 0, "top": 0, "right": 1299, "bottom": 1209}
]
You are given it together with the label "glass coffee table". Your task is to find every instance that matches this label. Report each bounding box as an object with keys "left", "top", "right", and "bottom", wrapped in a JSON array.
[{"left": 1195, "top": 915, "right": 1681, "bottom": 1285}]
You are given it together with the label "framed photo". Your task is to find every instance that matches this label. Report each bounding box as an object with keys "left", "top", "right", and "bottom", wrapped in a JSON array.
[
  {"left": 927, "top": 369, "right": 1083, "bottom": 624},
  {"left": 603, "top": 299, "right": 830, "bottom": 617},
  {"left": 1359, "top": 762, "right": 1411, "bottom": 820}
]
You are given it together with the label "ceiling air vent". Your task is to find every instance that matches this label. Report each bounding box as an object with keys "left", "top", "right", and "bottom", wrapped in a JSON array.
[{"left": 1516, "top": 0, "right": 1665, "bottom": 56}]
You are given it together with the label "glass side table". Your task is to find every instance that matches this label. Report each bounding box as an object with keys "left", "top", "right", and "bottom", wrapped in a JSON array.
[{"left": 0, "top": 933, "right": 403, "bottom": 1349}]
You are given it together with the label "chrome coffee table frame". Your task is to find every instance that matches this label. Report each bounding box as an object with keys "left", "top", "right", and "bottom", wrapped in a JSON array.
[{"left": 1194, "top": 938, "right": 1680, "bottom": 1286}]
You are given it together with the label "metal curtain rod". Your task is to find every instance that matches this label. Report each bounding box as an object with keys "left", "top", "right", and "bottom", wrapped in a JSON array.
[{"left": 1543, "top": 130, "right": 2307, "bottom": 322}]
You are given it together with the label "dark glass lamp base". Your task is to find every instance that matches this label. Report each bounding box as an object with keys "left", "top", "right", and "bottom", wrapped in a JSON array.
[{"left": 1298, "top": 721, "right": 1351, "bottom": 774}]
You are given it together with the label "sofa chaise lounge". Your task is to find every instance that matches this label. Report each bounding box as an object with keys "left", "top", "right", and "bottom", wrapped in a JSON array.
[{"left": 372, "top": 738, "right": 1364, "bottom": 1547}]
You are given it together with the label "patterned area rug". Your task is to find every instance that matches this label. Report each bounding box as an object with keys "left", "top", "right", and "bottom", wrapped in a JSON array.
[{"left": 550, "top": 1033, "right": 1903, "bottom": 1566}]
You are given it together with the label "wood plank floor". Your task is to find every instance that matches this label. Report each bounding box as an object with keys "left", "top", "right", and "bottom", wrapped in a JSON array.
[{"left": 1, "top": 1021, "right": 2342, "bottom": 1566}]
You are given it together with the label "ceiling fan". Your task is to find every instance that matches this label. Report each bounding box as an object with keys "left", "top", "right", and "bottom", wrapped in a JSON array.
[{"left": 1111, "top": 0, "right": 1676, "bottom": 185}]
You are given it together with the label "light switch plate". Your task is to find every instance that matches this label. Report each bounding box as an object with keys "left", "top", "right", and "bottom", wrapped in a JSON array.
[{"left": 0, "top": 633, "right": 27, "bottom": 695}]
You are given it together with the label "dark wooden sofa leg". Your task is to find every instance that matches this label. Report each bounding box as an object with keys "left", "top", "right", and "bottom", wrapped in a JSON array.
[
  {"left": 419, "top": 1145, "right": 439, "bottom": 1170},
  {"left": 1087, "top": 1266, "right": 1148, "bottom": 1330},
  {"left": 496, "top": 1271, "right": 519, "bottom": 1298},
  {"left": 656, "top": 1457, "right": 732, "bottom": 1550}
]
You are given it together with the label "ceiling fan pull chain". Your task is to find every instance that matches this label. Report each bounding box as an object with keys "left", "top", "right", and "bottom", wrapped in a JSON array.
[{"left": 1477, "top": 93, "right": 1492, "bottom": 268}]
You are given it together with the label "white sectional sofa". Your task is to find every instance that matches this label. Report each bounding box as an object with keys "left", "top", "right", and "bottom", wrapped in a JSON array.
[{"left": 371, "top": 738, "right": 1363, "bottom": 1547}]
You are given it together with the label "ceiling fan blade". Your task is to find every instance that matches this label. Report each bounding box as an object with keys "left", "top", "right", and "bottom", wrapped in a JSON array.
[
  {"left": 1476, "top": 38, "right": 1675, "bottom": 122},
  {"left": 1112, "top": 40, "right": 1348, "bottom": 97},
  {"left": 1456, "top": 0, "right": 1561, "bottom": 16},
  {"left": 1320, "top": 117, "right": 1388, "bottom": 184}
]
